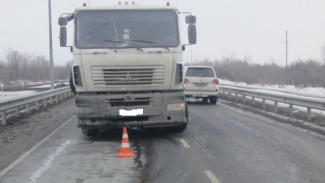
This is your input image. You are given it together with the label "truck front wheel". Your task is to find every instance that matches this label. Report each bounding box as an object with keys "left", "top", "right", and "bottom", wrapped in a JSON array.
[
  {"left": 82, "top": 128, "right": 99, "bottom": 137},
  {"left": 166, "top": 123, "right": 187, "bottom": 133}
]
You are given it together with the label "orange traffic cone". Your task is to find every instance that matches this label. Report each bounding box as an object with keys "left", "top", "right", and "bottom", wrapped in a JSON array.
[{"left": 116, "top": 127, "right": 135, "bottom": 157}]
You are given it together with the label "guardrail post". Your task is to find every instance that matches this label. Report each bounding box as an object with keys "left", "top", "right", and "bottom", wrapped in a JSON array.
[
  {"left": 35, "top": 100, "right": 40, "bottom": 110},
  {"left": 289, "top": 104, "right": 293, "bottom": 117},
  {"left": 274, "top": 101, "right": 278, "bottom": 112},
  {"left": 50, "top": 96, "right": 54, "bottom": 105},
  {"left": 55, "top": 95, "right": 59, "bottom": 103},
  {"left": 252, "top": 97, "right": 255, "bottom": 105},
  {"left": 43, "top": 98, "right": 48, "bottom": 108},
  {"left": 15, "top": 107, "right": 19, "bottom": 117},
  {"left": 307, "top": 107, "right": 312, "bottom": 121},
  {"left": 243, "top": 95, "right": 246, "bottom": 103},
  {"left": 26, "top": 104, "right": 30, "bottom": 114},
  {"left": 1, "top": 111, "right": 6, "bottom": 126},
  {"left": 262, "top": 99, "right": 266, "bottom": 110},
  {"left": 235, "top": 94, "right": 238, "bottom": 102},
  {"left": 228, "top": 92, "right": 232, "bottom": 100}
]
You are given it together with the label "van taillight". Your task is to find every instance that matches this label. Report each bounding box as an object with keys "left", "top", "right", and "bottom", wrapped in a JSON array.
[
  {"left": 184, "top": 78, "right": 190, "bottom": 84},
  {"left": 212, "top": 78, "right": 219, "bottom": 84}
]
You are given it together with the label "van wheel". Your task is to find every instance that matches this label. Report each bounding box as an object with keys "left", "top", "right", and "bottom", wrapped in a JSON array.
[
  {"left": 209, "top": 96, "right": 218, "bottom": 104},
  {"left": 185, "top": 102, "right": 189, "bottom": 122}
]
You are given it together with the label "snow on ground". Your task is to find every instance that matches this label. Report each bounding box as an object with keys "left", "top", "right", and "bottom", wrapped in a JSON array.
[
  {"left": 29, "top": 82, "right": 69, "bottom": 89},
  {"left": 0, "top": 82, "right": 69, "bottom": 102},
  {"left": 219, "top": 79, "right": 325, "bottom": 116},
  {"left": 219, "top": 79, "right": 325, "bottom": 97},
  {"left": 0, "top": 90, "right": 37, "bottom": 102}
]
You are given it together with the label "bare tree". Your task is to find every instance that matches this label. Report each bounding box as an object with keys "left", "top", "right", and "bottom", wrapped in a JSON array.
[
  {"left": 6, "top": 49, "right": 22, "bottom": 81},
  {"left": 1, "top": 49, "right": 69, "bottom": 83},
  {"left": 321, "top": 46, "right": 325, "bottom": 87},
  {"left": 195, "top": 57, "right": 324, "bottom": 88}
]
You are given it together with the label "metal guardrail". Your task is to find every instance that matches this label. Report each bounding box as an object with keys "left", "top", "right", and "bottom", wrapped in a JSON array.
[
  {"left": 220, "top": 83, "right": 325, "bottom": 100},
  {"left": 0, "top": 87, "right": 73, "bottom": 126},
  {"left": 219, "top": 84, "right": 325, "bottom": 121}
]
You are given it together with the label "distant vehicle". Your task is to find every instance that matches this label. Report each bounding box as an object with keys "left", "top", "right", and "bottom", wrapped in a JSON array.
[{"left": 184, "top": 66, "right": 219, "bottom": 104}]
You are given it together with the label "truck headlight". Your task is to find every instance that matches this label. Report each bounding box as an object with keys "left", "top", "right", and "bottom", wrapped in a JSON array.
[{"left": 167, "top": 103, "right": 185, "bottom": 111}]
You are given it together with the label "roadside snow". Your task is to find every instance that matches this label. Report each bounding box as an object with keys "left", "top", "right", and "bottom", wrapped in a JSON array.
[
  {"left": 219, "top": 79, "right": 325, "bottom": 98},
  {"left": 0, "top": 91, "right": 37, "bottom": 102}
]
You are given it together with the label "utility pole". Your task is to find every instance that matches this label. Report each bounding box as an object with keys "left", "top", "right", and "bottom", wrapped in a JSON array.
[
  {"left": 190, "top": 46, "right": 193, "bottom": 65},
  {"left": 286, "top": 30, "right": 288, "bottom": 68},
  {"left": 48, "top": 0, "right": 54, "bottom": 90}
]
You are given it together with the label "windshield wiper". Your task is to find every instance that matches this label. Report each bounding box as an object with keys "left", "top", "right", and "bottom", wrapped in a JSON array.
[
  {"left": 104, "top": 40, "right": 125, "bottom": 43},
  {"left": 131, "top": 40, "right": 170, "bottom": 51},
  {"left": 103, "top": 40, "right": 142, "bottom": 50}
]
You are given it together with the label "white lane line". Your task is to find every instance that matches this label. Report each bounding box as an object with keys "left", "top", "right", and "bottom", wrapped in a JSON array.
[
  {"left": 179, "top": 138, "right": 191, "bottom": 148},
  {"left": 204, "top": 170, "right": 221, "bottom": 183},
  {"left": 28, "top": 140, "right": 71, "bottom": 183},
  {"left": 0, "top": 115, "right": 75, "bottom": 178}
]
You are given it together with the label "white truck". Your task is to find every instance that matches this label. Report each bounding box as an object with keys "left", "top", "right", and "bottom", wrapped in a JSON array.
[{"left": 58, "top": 2, "right": 196, "bottom": 135}]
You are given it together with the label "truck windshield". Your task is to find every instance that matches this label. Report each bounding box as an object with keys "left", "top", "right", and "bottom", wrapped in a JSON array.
[{"left": 75, "top": 10, "right": 179, "bottom": 49}]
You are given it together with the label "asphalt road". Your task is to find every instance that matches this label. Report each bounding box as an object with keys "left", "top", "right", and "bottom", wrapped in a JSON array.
[{"left": 1, "top": 99, "right": 325, "bottom": 183}]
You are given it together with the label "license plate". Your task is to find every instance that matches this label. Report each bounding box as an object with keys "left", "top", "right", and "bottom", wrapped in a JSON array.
[
  {"left": 119, "top": 109, "right": 143, "bottom": 116},
  {"left": 195, "top": 83, "right": 207, "bottom": 87}
]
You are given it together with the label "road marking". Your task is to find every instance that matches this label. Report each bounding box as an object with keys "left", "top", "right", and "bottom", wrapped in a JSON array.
[
  {"left": 28, "top": 140, "right": 71, "bottom": 183},
  {"left": 0, "top": 115, "right": 75, "bottom": 178},
  {"left": 179, "top": 138, "right": 191, "bottom": 148},
  {"left": 204, "top": 170, "right": 221, "bottom": 183}
]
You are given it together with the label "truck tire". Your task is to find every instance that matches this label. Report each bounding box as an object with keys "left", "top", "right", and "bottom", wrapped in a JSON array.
[
  {"left": 209, "top": 96, "right": 218, "bottom": 104},
  {"left": 185, "top": 102, "right": 189, "bottom": 122},
  {"left": 166, "top": 123, "right": 187, "bottom": 133},
  {"left": 82, "top": 128, "right": 99, "bottom": 137}
]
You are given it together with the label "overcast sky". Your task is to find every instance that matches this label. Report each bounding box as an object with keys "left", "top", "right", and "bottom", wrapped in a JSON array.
[{"left": 1, "top": 0, "right": 325, "bottom": 66}]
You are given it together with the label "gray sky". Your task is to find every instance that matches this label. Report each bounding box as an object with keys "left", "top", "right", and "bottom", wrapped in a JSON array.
[{"left": 1, "top": 0, "right": 325, "bottom": 66}]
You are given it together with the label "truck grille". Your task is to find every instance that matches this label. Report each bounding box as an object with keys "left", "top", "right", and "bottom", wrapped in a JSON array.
[
  {"left": 91, "top": 65, "right": 165, "bottom": 87},
  {"left": 107, "top": 97, "right": 152, "bottom": 107}
]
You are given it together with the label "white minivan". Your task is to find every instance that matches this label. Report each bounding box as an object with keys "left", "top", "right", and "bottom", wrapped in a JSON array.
[{"left": 184, "top": 66, "right": 219, "bottom": 104}]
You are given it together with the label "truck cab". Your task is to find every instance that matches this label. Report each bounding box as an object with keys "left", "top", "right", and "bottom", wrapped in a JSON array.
[{"left": 59, "top": 3, "right": 196, "bottom": 135}]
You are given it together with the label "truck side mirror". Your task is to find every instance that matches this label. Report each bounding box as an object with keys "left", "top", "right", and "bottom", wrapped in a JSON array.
[
  {"left": 60, "top": 27, "right": 67, "bottom": 47},
  {"left": 58, "top": 14, "right": 74, "bottom": 26},
  {"left": 185, "top": 15, "right": 196, "bottom": 24},
  {"left": 58, "top": 17, "right": 68, "bottom": 26},
  {"left": 188, "top": 25, "right": 197, "bottom": 45}
]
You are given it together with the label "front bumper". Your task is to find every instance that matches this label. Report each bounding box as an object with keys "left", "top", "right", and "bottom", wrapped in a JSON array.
[
  {"left": 75, "top": 91, "right": 187, "bottom": 129},
  {"left": 184, "top": 90, "right": 218, "bottom": 98}
]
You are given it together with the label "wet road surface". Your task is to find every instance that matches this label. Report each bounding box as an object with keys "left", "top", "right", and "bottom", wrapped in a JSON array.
[{"left": 1, "top": 100, "right": 325, "bottom": 183}]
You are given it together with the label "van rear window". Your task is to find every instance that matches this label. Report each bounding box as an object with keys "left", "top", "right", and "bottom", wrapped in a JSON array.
[{"left": 185, "top": 68, "right": 215, "bottom": 77}]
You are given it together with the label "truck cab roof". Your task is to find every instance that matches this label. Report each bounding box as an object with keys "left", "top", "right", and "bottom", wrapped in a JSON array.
[{"left": 75, "top": 5, "right": 178, "bottom": 12}]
